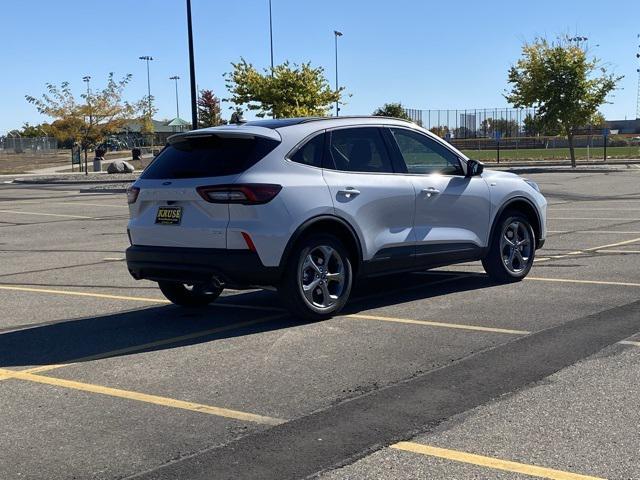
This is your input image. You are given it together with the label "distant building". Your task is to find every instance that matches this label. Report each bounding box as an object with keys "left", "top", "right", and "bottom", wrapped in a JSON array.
[
  {"left": 604, "top": 119, "right": 640, "bottom": 135},
  {"left": 459, "top": 113, "right": 476, "bottom": 132},
  {"left": 121, "top": 118, "right": 192, "bottom": 144}
]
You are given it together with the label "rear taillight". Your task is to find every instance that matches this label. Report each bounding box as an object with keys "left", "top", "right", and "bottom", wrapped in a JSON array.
[
  {"left": 127, "top": 186, "right": 140, "bottom": 204},
  {"left": 196, "top": 184, "right": 282, "bottom": 205}
]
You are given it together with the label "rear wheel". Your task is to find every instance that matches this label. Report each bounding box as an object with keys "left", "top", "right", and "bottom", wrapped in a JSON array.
[
  {"left": 279, "top": 234, "right": 353, "bottom": 321},
  {"left": 482, "top": 210, "right": 535, "bottom": 282},
  {"left": 158, "top": 281, "right": 222, "bottom": 307}
]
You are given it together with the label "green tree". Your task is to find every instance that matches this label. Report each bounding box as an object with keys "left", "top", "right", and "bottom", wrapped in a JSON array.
[
  {"left": 506, "top": 36, "right": 621, "bottom": 167},
  {"left": 18, "top": 122, "right": 49, "bottom": 138},
  {"left": 225, "top": 59, "right": 342, "bottom": 118},
  {"left": 197, "top": 89, "right": 226, "bottom": 127},
  {"left": 429, "top": 125, "right": 450, "bottom": 138},
  {"left": 479, "top": 118, "right": 520, "bottom": 138},
  {"left": 26, "top": 73, "right": 141, "bottom": 160},
  {"left": 372, "top": 102, "right": 412, "bottom": 121}
]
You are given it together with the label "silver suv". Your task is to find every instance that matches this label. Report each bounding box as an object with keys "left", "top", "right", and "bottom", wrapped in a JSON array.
[{"left": 126, "top": 117, "right": 547, "bottom": 320}]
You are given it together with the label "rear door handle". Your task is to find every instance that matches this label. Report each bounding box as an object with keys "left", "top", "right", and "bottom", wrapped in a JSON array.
[
  {"left": 338, "top": 188, "right": 361, "bottom": 198},
  {"left": 421, "top": 187, "right": 440, "bottom": 197}
]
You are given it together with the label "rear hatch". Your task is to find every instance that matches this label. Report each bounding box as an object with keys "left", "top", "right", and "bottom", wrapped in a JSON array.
[{"left": 128, "top": 127, "right": 281, "bottom": 249}]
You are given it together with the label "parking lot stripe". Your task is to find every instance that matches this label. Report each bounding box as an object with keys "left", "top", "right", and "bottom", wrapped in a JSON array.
[
  {"left": 0, "top": 367, "right": 284, "bottom": 425},
  {"left": 0, "top": 285, "right": 172, "bottom": 303},
  {"left": 391, "top": 442, "right": 604, "bottom": 480},
  {"left": 0, "top": 209, "right": 95, "bottom": 219},
  {"left": 596, "top": 249, "right": 640, "bottom": 254},
  {"left": 535, "top": 236, "right": 640, "bottom": 262},
  {"left": 618, "top": 340, "right": 640, "bottom": 347},
  {"left": 22, "top": 313, "right": 285, "bottom": 375},
  {"left": 0, "top": 285, "right": 282, "bottom": 311},
  {"left": 528, "top": 277, "right": 640, "bottom": 288},
  {"left": 548, "top": 230, "right": 640, "bottom": 234},
  {"left": 549, "top": 217, "right": 640, "bottom": 221},
  {"left": 347, "top": 314, "right": 530, "bottom": 335}
]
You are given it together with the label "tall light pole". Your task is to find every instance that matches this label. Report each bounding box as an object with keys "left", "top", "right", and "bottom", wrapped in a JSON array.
[
  {"left": 139, "top": 56, "right": 153, "bottom": 120},
  {"left": 334, "top": 30, "right": 343, "bottom": 116},
  {"left": 186, "top": 0, "right": 198, "bottom": 129},
  {"left": 268, "top": 0, "right": 274, "bottom": 76},
  {"left": 82, "top": 75, "right": 92, "bottom": 124},
  {"left": 636, "top": 34, "right": 640, "bottom": 120},
  {"left": 170, "top": 75, "right": 180, "bottom": 119}
]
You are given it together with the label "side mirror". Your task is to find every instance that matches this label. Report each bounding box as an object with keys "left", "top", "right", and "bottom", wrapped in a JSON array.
[{"left": 466, "top": 159, "right": 484, "bottom": 177}]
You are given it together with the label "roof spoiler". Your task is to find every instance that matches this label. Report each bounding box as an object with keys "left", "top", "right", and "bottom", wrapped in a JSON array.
[{"left": 168, "top": 125, "right": 281, "bottom": 144}]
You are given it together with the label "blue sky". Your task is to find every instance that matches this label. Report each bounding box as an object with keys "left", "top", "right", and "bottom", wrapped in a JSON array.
[{"left": 1, "top": 0, "right": 639, "bottom": 134}]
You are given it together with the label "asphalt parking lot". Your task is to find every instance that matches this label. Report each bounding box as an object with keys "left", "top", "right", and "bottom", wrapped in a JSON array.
[{"left": 1, "top": 167, "right": 640, "bottom": 480}]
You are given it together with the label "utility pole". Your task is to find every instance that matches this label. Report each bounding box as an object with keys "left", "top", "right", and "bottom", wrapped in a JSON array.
[
  {"left": 334, "top": 30, "right": 343, "bottom": 117},
  {"left": 82, "top": 75, "right": 91, "bottom": 175},
  {"left": 186, "top": 0, "right": 198, "bottom": 130},
  {"left": 170, "top": 75, "right": 180, "bottom": 119},
  {"left": 636, "top": 34, "right": 640, "bottom": 119},
  {"left": 269, "top": 0, "right": 274, "bottom": 76},
  {"left": 139, "top": 55, "right": 153, "bottom": 119}
]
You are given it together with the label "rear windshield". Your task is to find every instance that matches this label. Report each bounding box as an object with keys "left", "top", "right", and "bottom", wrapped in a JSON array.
[{"left": 140, "top": 135, "right": 280, "bottom": 179}]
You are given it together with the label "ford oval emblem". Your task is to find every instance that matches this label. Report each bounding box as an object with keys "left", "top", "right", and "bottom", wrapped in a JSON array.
[{"left": 162, "top": 181, "right": 172, "bottom": 186}]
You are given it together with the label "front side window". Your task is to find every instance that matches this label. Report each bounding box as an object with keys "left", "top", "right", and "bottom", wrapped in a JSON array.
[
  {"left": 290, "top": 133, "right": 325, "bottom": 168},
  {"left": 390, "top": 128, "right": 462, "bottom": 175},
  {"left": 329, "top": 127, "right": 394, "bottom": 173}
]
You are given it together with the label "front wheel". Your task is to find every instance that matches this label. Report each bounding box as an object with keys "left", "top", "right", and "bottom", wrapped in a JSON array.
[
  {"left": 482, "top": 210, "right": 536, "bottom": 282},
  {"left": 158, "top": 281, "right": 222, "bottom": 307},
  {"left": 279, "top": 234, "right": 353, "bottom": 321}
]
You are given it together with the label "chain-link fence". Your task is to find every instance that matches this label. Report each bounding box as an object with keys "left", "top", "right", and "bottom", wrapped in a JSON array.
[
  {"left": 0, "top": 136, "right": 57, "bottom": 155},
  {"left": 451, "top": 135, "right": 640, "bottom": 163},
  {"left": 404, "top": 107, "right": 544, "bottom": 139}
]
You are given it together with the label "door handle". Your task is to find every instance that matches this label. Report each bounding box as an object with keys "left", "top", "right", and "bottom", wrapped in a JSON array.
[
  {"left": 338, "top": 187, "right": 360, "bottom": 198},
  {"left": 421, "top": 187, "right": 440, "bottom": 197}
]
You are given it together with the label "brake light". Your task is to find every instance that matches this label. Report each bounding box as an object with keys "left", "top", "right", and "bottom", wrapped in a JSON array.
[
  {"left": 197, "top": 184, "right": 282, "bottom": 205},
  {"left": 127, "top": 186, "right": 140, "bottom": 204}
]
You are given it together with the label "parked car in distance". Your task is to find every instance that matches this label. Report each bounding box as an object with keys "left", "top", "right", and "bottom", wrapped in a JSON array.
[{"left": 126, "top": 116, "right": 547, "bottom": 320}]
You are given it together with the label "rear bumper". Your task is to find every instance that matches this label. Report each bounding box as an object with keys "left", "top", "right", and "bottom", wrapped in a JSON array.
[{"left": 126, "top": 245, "right": 280, "bottom": 287}]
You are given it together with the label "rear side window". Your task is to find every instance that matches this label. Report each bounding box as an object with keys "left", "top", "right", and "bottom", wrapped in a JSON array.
[
  {"left": 141, "top": 135, "right": 279, "bottom": 179},
  {"left": 290, "top": 133, "right": 325, "bottom": 168},
  {"left": 328, "top": 127, "right": 394, "bottom": 173}
]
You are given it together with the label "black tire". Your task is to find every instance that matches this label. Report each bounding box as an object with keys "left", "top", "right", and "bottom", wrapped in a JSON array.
[
  {"left": 158, "top": 281, "right": 222, "bottom": 307},
  {"left": 279, "top": 234, "right": 353, "bottom": 321},
  {"left": 482, "top": 209, "right": 536, "bottom": 283}
]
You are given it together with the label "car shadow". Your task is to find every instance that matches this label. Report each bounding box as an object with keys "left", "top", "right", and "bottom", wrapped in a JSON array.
[{"left": 0, "top": 271, "right": 497, "bottom": 370}]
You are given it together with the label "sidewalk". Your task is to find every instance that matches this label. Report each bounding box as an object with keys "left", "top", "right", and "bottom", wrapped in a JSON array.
[{"left": 25, "top": 153, "right": 152, "bottom": 174}]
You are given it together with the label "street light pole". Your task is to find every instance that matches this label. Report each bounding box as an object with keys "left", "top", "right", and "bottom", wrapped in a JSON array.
[
  {"left": 82, "top": 75, "right": 91, "bottom": 175},
  {"left": 139, "top": 55, "right": 153, "bottom": 119},
  {"left": 334, "top": 30, "right": 343, "bottom": 117},
  {"left": 269, "top": 0, "right": 274, "bottom": 76},
  {"left": 170, "top": 75, "right": 180, "bottom": 119},
  {"left": 186, "top": 0, "right": 198, "bottom": 129}
]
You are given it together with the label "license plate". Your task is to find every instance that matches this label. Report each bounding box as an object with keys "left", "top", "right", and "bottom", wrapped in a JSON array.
[{"left": 155, "top": 206, "right": 182, "bottom": 225}]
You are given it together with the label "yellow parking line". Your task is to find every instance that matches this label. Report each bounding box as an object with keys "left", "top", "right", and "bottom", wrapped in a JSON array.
[
  {"left": 535, "top": 236, "right": 640, "bottom": 262},
  {"left": 0, "top": 209, "right": 94, "bottom": 219},
  {"left": 347, "top": 314, "right": 530, "bottom": 335},
  {"left": 548, "top": 230, "right": 640, "bottom": 234},
  {"left": 51, "top": 202, "right": 127, "bottom": 208},
  {"left": 0, "top": 367, "right": 284, "bottom": 426},
  {"left": 595, "top": 249, "right": 640, "bottom": 254},
  {"left": 0, "top": 285, "right": 171, "bottom": 303},
  {"left": 549, "top": 217, "right": 640, "bottom": 221},
  {"left": 618, "top": 340, "right": 640, "bottom": 347},
  {"left": 22, "top": 313, "right": 285, "bottom": 376},
  {"left": 391, "top": 442, "right": 604, "bottom": 479},
  {"left": 528, "top": 277, "right": 640, "bottom": 288},
  {"left": 0, "top": 285, "right": 282, "bottom": 311}
]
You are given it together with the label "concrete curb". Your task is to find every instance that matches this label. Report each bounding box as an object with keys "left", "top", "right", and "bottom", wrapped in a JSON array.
[{"left": 10, "top": 178, "right": 136, "bottom": 185}]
